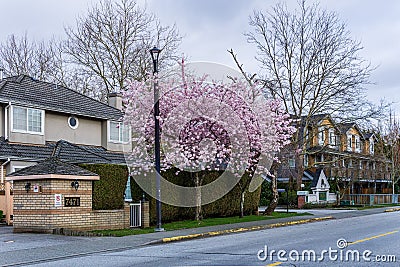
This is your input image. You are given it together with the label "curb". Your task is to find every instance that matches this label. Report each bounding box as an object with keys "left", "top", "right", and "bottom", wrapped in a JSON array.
[
  {"left": 162, "top": 216, "right": 333, "bottom": 243},
  {"left": 384, "top": 207, "right": 400, "bottom": 213}
]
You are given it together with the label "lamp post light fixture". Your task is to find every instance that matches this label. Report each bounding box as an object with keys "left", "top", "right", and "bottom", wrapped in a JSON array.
[
  {"left": 71, "top": 180, "right": 79, "bottom": 191},
  {"left": 25, "top": 182, "right": 31, "bottom": 193},
  {"left": 150, "top": 46, "right": 164, "bottom": 232}
]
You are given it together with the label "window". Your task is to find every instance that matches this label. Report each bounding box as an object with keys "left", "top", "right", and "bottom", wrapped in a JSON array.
[
  {"left": 369, "top": 139, "right": 374, "bottom": 155},
  {"left": 355, "top": 136, "right": 361, "bottom": 153},
  {"left": 332, "top": 157, "right": 337, "bottom": 167},
  {"left": 318, "top": 127, "right": 325, "bottom": 146},
  {"left": 68, "top": 116, "right": 79, "bottom": 129},
  {"left": 347, "top": 135, "right": 353, "bottom": 151},
  {"left": 359, "top": 161, "right": 363, "bottom": 170},
  {"left": 12, "top": 106, "right": 44, "bottom": 134},
  {"left": 303, "top": 154, "right": 309, "bottom": 167},
  {"left": 109, "top": 121, "right": 130, "bottom": 143},
  {"left": 329, "top": 130, "right": 337, "bottom": 146},
  {"left": 348, "top": 159, "right": 353, "bottom": 168},
  {"left": 288, "top": 157, "right": 295, "bottom": 168}
]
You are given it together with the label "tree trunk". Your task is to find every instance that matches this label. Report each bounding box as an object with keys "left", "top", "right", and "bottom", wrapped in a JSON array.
[
  {"left": 296, "top": 148, "right": 305, "bottom": 190},
  {"left": 195, "top": 172, "right": 202, "bottom": 221},
  {"left": 240, "top": 191, "right": 245, "bottom": 218},
  {"left": 264, "top": 170, "right": 279, "bottom": 215}
]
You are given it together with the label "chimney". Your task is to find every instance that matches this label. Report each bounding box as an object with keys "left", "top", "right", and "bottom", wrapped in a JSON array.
[{"left": 107, "top": 92, "right": 123, "bottom": 110}]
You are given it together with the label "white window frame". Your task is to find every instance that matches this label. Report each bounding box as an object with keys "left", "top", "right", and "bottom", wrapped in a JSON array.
[
  {"left": 355, "top": 136, "right": 361, "bottom": 153},
  {"left": 318, "top": 127, "right": 325, "bottom": 146},
  {"left": 10, "top": 105, "right": 44, "bottom": 135},
  {"left": 369, "top": 138, "right": 375, "bottom": 155},
  {"left": 108, "top": 121, "right": 130, "bottom": 144},
  {"left": 329, "top": 129, "right": 337, "bottom": 146},
  {"left": 348, "top": 159, "right": 353, "bottom": 168},
  {"left": 347, "top": 135, "right": 353, "bottom": 152},
  {"left": 303, "top": 154, "right": 309, "bottom": 167},
  {"left": 288, "top": 157, "right": 295, "bottom": 168}
]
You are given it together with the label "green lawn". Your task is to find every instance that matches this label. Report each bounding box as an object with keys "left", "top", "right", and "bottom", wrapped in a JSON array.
[{"left": 92, "top": 211, "right": 311, "bottom": 237}]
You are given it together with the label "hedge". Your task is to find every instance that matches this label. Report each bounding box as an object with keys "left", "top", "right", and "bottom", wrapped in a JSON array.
[
  {"left": 79, "top": 164, "right": 128, "bottom": 210},
  {"left": 130, "top": 168, "right": 261, "bottom": 223}
]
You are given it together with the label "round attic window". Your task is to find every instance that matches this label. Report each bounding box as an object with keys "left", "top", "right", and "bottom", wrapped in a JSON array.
[{"left": 68, "top": 116, "right": 79, "bottom": 129}]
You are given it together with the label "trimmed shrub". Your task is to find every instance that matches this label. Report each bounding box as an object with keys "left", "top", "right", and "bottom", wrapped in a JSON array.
[
  {"left": 80, "top": 164, "right": 128, "bottom": 210},
  {"left": 131, "top": 168, "right": 261, "bottom": 223}
]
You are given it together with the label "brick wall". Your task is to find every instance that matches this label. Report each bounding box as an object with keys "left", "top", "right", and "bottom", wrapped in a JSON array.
[{"left": 12, "top": 179, "right": 132, "bottom": 233}]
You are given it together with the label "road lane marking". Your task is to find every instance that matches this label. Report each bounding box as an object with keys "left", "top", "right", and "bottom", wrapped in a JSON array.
[
  {"left": 266, "top": 262, "right": 282, "bottom": 266},
  {"left": 348, "top": 230, "right": 399, "bottom": 245},
  {"left": 162, "top": 216, "right": 333, "bottom": 243}
]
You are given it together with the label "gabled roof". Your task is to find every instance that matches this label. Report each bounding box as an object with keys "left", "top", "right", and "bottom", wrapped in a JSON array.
[
  {"left": 0, "top": 138, "right": 126, "bottom": 164},
  {"left": 362, "top": 132, "right": 378, "bottom": 141},
  {"left": 0, "top": 75, "right": 122, "bottom": 120},
  {"left": 337, "top": 123, "right": 364, "bottom": 138},
  {"left": 7, "top": 157, "right": 98, "bottom": 177},
  {"left": 311, "top": 168, "right": 323, "bottom": 188}
]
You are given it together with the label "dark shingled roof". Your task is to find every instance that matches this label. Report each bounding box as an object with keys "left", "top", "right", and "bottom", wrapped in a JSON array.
[
  {"left": 0, "top": 138, "right": 126, "bottom": 164},
  {"left": 0, "top": 75, "right": 122, "bottom": 120},
  {"left": 297, "top": 113, "right": 331, "bottom": 127},
  {"left": 8, "top": 157, "right": 98, "bottom": 177},
  {"left": 310, "top": 168, "right": 324, "bottom": 188}
]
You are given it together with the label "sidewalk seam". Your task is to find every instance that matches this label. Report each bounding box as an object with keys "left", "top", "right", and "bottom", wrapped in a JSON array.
[{"left": 162, "top": 216, "right": 333, "bottom": 243}]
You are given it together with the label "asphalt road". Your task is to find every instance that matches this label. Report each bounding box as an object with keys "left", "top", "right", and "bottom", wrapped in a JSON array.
[{"left": 23, "top": 211, "right": 399, "bottom": 267}]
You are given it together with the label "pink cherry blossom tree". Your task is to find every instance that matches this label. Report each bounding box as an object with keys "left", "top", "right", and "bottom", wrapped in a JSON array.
[{"left": 123, "top": 60, "right": 295, "bottom": 220}]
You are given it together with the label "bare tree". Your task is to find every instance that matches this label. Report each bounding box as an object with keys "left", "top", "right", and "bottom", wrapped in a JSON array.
[
  {"left": 64, "top": 0, "right": 181, "bottom": 97},
  {"left": 384, "top": 112, "right": 400, "bottom": 194},
  {"left": 0, "top": 33, "right": 55, "bottom": 80},
  {"left": 233, "top": 0, "right": 388, "bottom": 189}
]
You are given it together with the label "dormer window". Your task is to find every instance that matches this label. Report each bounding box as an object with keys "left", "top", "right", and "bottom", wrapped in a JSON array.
[
  {"left": 11, "top": 106, "right": 44, "bottom": 135},
  {"left": 108, "top": 121, "right": 130, "bottom": 143}
]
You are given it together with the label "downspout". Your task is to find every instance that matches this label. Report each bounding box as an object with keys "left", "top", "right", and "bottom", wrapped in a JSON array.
[
  {"left": 1, "top": 158, "right": 10, "bottom": 184},
  {"left": 4, "top": 101, "right": 11, "bottom": 140}
]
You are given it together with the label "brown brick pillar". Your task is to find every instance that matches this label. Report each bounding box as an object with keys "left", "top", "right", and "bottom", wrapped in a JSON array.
[
  {"left": 298, "top": 195, "right": 306, "bottom": 209},
  {"left": 5, "top": 181, "right": 12, "bottom": 225},
  {"left": 141, "top": 201, "right": 149, "bottom": 228},
  {"left": 123, "top": 202, "right": 131, "bottom": 228}
]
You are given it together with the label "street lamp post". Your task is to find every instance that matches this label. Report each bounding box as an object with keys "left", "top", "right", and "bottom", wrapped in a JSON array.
[{"left": 150, "top": 46, "right": 164, "bottom": 232}]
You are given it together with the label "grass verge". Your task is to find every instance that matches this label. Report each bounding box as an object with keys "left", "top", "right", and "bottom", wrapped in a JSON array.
[{"left": 92, "top": 211, "right": 311, "bottom": 237}]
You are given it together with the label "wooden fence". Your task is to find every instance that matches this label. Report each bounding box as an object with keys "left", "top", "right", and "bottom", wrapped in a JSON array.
[{"left": 342, "top": 194, "right": 399, "bottom": 206}]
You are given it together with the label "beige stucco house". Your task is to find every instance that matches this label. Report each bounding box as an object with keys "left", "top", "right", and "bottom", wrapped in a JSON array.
[{"left": 0, "top": 75, "right": 130, "bottom": 224}]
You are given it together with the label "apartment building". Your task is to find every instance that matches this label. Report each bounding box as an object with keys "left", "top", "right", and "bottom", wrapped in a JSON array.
[{"left": 278, "top": 114, "right": 391, "bottom": 194}]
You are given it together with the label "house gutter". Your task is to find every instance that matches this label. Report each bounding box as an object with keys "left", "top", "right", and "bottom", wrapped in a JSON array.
[{"left": 1, "top": 158, "right": 10, "bottom": 184}]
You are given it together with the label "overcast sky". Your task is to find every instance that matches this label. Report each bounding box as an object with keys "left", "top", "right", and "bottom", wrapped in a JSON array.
[{"left": 1, "top": 0, "right": 399, "bottom": 114}]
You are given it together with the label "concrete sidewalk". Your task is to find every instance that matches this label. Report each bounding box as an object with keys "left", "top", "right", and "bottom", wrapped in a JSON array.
[{"left": 0, "top": 206, "right": 398, "bottom": 266}]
